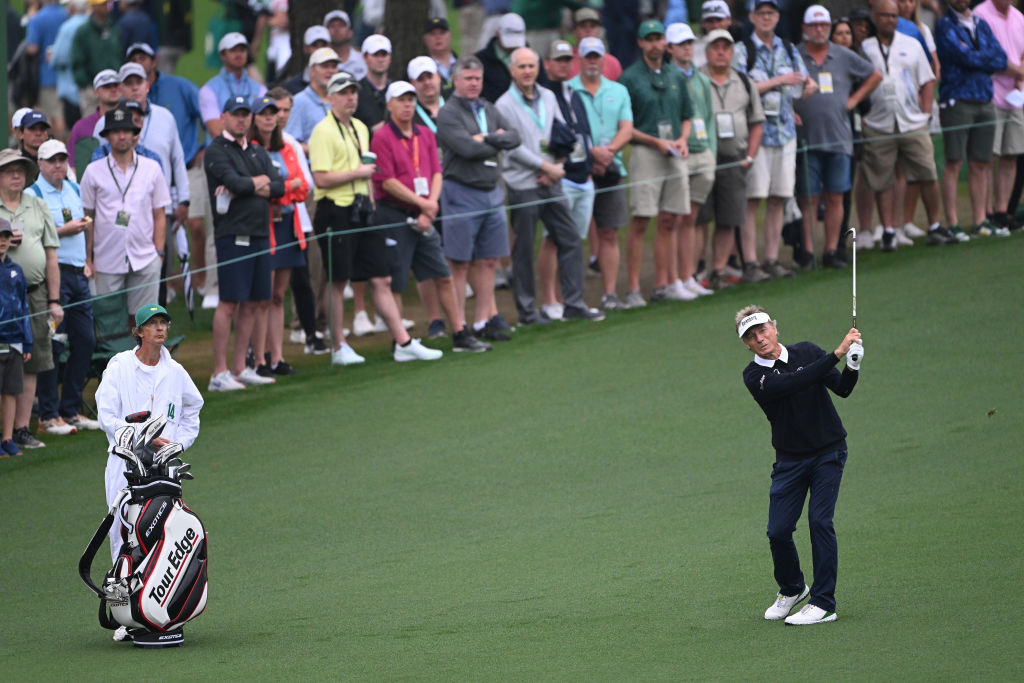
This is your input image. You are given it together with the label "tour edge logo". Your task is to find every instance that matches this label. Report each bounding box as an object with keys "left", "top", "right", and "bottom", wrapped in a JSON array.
[{"left": 147, "top": 527, "right": 198, "bottom": 603}]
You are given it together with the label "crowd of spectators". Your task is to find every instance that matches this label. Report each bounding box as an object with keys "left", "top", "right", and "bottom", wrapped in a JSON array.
[{"left": 2, "top": 0, "right": 1022, "bottom": 455}]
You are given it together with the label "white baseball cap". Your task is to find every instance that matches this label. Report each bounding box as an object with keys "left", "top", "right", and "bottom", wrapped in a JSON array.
[
  {"left": 386, "top": 81, "right": 417, "bottom": 103},
  {"left": 303, "top": 25, "right": 330, "bottom": 46},
  {"left": 577, "top": 37, "right": 606, "bottom": 57},
  {"left": 737, "top": 311, "right": 773, "bottom": 338},
  {"left": 701, "top": 0, "right": 731, "bottom": 20},
  {"left": 11, "top": 107, "right": 33, "bottom": 128},
  {"left": 308, "top": 47, "right": 340, "bottom": 67},
  {"left": 37, "top": 139, "right": 69, "bottom": 161},
  {"left": 362, "top": 34, "right": 392, "bottom": 55},
  {"left": 324, "top": 10, "right": 350, "bottom": 27},
  {"left": 407, "top": 56, "right": 438, "bottom": 80},
  {"left": 803, "top": 5, "right": 832, "bottom": 24},
  {"left": 118, "top": 62, "right": 147, "bottom": 82},
  {"left": 666, "top": 23, "right": 696, "bottom": 44},
  {"left": 326, "top": 71, "right": 359, "bottom": 95},
  {"left": 92, "top": 69, "right": 120, "bottom": 89},
  {"left": 218, "top": 32, "right": 248, "bottom": 52},
  {"left": 498, "top": 13, "right": 527, "bottom": 49}
]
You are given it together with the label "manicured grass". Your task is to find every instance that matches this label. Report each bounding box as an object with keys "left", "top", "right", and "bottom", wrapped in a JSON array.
[{"left": 2, "top": 238, "right": 1022, "bottom": 679}]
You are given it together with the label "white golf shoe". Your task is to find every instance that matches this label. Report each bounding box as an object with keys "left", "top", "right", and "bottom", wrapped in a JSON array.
[
  {"left": 785, "top": 603, "right": 838, "bottom": 625},
  {"left": 764, "top": 584, "right": 810, "bottom": 620},
  {"left": 332, "top": 343, "right": 366, "bottom": 366},
  {"left": 393, "top": 338, "right": 443, "bottom": 362}
]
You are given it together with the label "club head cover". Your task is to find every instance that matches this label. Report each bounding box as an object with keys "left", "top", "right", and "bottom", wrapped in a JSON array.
[
  {"left": 135, "top": 416, "right": 167, "bottom": 452},
  {"left": 153, "top": 442, "right": 184, "bottom": 466},
  {"left": 114, "top": 425, "right": 136, "bottom": 450}
]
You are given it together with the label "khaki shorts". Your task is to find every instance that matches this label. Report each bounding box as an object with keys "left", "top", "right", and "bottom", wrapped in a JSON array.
[
  {"left": 36, "top": 87, "right": 63, "bottom": 125},
  {"left": 23, "top": 286, "right": 54, "bottom": 374},
  {"left": 628, "top": 144, "right": 690, "bottom": 217},
  {"left": 687, "top": 148, "right": 717, "bottom": 206},
  {"left": 187, "top": 164, "right": 210, "bottom": 220},
  {"left": 993, "top": 107, "right": 1024, "bottom": 157},
  {"left": 861, "top": 123, "right": 937, "bottom": 191},
  {"left": 746, "top": 139, "right": 797, "bottom": 199}
]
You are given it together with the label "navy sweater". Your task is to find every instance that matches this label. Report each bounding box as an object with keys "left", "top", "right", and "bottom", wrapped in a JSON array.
[
  {"left": 743, "top": 341, "right": 858, "bottom": 461},
  {"left": 0, "top": 255, "right": 33, "bottom": 354},
  {"left": 935, "top": 10, "right": 1007, "bottom": 104}
]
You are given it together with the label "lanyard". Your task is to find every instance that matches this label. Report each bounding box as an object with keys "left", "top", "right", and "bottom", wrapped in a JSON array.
[
  {"left": 401, "top": 133, "right": 421, "bottom": 176},
  {"left": 472, "top": 101, "right": 488, "bottom": 134},
  {"left": 106, "top": 155, "right": 139, "bottom": 206},
  {"left": 332, "top": 113, "right": 362, "bottom": 156},
  {"left": 712, "top": 77, "right": 732, "bottom": 110},
  {"left": 415, "top": 96, "right": 444, "bottom": 134},
  {"left": 879, "top": 41, "right": 892, "bottom": 75},
  {"left": 510, "top": 87, "right": 546, "bottom": 130}
]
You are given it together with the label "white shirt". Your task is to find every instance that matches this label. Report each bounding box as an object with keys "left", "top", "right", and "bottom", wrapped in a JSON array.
[{"left": 861, "top": 32, "right": 935, "bottom": 133}]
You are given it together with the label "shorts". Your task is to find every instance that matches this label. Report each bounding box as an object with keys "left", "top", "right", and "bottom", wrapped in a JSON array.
[
  {"left": 268, "top": 214, "right": 307, "bottom": 270},
  {"left": 377, "top": 203, "right": 450, "bottom": 293},
  {"left": 747, "top": 139, "right": 797, "bottom": 199},
  {"left": 37, "top": 87, "right": 63, "bottom": 124},
  {"left": 628, "top": 145, "right": 690, "bottom": 216},
  {"left": 861, "top": 123, "right": 937, "bottom": 191},
  {"left": 993, "top": 107, "right": 1024, "bottom": 157},
  {"left": 23, "top": 286, "right": 54, "bottom": 374},
  {"left": 215, "top": 234, "right": 272, "bottom": 301},
  {"left": 687, "top": 148, "right": 718, "bottom": 206},
  {"left": 312, "top": 198, "right": 389, "bottom": 282},
  {"left": 593, "top": 182, "right": 628, "bottom": 230},
  {"left": 696, "top": 156, "right": 749, "bottom": 227},
  {"left": 940, "top": 100, "right": 995, "bottom": 163},
  {"left": 187, "top": 164, "right": 211, "bottom": 220},
  {"left": 440, "top": 179, "right": 510, "bottom": 262},
  {"left": 797, "top": 150, "right": 851, "bottom": 196},
  {"left": 0, "top": 350, "right": 25, "bottom": 395}
]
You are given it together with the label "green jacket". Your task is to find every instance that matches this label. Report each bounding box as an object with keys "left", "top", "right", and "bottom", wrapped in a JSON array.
[
  {"left": 70, "top": 18, "right": 122, "bottom": 89},
  {"left": 512, "top": 0, "right": 590, "bottom": 31}
]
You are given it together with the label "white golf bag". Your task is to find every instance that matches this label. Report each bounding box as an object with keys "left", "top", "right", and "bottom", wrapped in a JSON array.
[{"left": 79, "top": 414, "right": 208, "bottom": 647}]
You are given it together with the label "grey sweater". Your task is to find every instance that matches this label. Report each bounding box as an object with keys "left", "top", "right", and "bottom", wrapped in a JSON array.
[
  {"left": 436, "top": 95, "right": 521, "bottom": 191},
  {"left": 495, "top": 84, "right": 565, "bottom": 191}
]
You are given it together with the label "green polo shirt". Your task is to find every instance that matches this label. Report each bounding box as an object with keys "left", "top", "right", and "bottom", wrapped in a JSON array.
[
  {"left": 0, "top": 193, "right": 58, "bottom": 286},
  {"left": 619, "top": 58, "right": 693, "bottom": 140},
  {"left": 673, "top": 63, "right": 717, "bottom": 158}
]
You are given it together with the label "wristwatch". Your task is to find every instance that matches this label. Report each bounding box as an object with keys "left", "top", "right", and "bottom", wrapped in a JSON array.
[
  {"left": 47, "top": 299, "right": 60, "bottom": 305},
  {"left": 744, "top": 155, "right": 755, "bottom": 164}
]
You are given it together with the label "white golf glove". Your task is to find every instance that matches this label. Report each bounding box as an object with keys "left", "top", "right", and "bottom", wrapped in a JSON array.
[{"left": 847, "top": 342, "right": 864, "bottom": 370}]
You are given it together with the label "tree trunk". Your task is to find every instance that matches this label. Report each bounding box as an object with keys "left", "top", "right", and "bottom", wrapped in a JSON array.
[
  {"left": 283, "top": 1, "right": 337, "bottom": 80},
  {"left": 383, "top": 0, "right": 432, "bottom": 83}
]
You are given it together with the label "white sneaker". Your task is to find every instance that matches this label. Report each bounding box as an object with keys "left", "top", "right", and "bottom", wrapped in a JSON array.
[
  {"left": 201, "top": 293, "right": 219, "bottom": 309},
  {"left": 856, "top": 229, "right": 875, "bottom": 251},
  {"left": 353, "top": 310, "right": 375, "bottom": 336},
  {"left": 683, "top": 276, "right": 714, "bottom": 296},
  {"left": 671, "top": 279, "right": 699, "bottom": 301},
  {"left": 393, "top": 338, "right": 443, "bottom": 362},
  {"left": 332, "top": 343, "right": 365, "bottom": 366},
  {"left": 343, "top": 283, "right": 354, "bottom": 299},
  {"left": 38, "top": 418, "right": 76, "bottom": 435},
  {"left": 872, "top": 224, "right": 884, "bottom": 242},
  {"left": 541, "top": 302, "right": 564, "bottom": 320},
  {"left": 112, "top": 625, "right": 130, "bottom": 641},
  {"left": 784, "top": 603, "right": 838, "bottom": 626},
  {"left": 237, "top": 367, "right": 276, "bottom": 385},
  {"left": 902, "top": 222, "right": 926, "bottom": 238},
  {"left": 895, "top": 228, "right": 914, "bottom": 247},
  {"left": 289, "top": 329, "right": 306, "bottom": 345},
  {"left": 208, "top": 370, "right": 246, "bottom": 392},
  {"left": 764, "top": 585, "right": 810, "bottom": 620}
]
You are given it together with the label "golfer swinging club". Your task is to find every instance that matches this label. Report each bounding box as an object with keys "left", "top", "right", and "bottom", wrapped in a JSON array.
[{"left": 736, "top": 305, "right": 863, "bottom": 625}]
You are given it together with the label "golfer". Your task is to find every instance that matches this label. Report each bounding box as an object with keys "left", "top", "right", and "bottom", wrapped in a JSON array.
[
  {"left": 96, "top": 304, "right": 204, "bottom": 563},
  {"left": 736, "top": 305, "right": 862, "bottom": 625}
]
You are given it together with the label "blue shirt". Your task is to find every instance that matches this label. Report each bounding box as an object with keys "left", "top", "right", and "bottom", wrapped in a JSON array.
[
  {"left": 116, "top": 9, "right": 158, "bottom": 52},
  {"left": 50, "top": 13, "right": 87, "bottom": 103},
  {"left": 897, "top": 16, "right": 932, "bottom": 67},
  {"left": 285, "top": 85, "right": 331, "bottom": 144},
  {"left": 28, "top": 175, "right": 86, "bottom": 267},
  {"left": 26, "top": 4, "right": 67, "bottom": 88},
  {"left": 149, "top": 71, "right": 204, "bottom": 165},
  {"left": 733, "top": 34, "right": 808, "bottom": 147},
  {"left": 0, "top": 255, "right": 33, "bottom": 353}
]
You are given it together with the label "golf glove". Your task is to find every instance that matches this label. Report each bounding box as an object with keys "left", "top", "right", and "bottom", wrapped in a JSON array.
[{"left": 847, "top": 342, "right": 864, "bottom": 370}]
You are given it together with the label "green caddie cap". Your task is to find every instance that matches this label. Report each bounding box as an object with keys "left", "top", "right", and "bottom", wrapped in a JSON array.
[
  {"left": 135, "top": 303, "right": 171, "bottom": 327},
  {"left": 638, "top": 19, "right": 666, "bottom": 38}
]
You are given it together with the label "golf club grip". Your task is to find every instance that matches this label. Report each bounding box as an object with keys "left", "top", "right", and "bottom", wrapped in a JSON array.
[{"left": 125, "top": 410, "right": 151, "bottom": 424}]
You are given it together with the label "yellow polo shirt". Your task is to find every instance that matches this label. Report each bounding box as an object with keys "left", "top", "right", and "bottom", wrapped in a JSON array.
[{"left": 308, "top": 113, "right": 370, "bottom": 207}]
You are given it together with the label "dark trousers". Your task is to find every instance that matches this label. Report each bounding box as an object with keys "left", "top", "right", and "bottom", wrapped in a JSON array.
[
  {"left": 36, "top": 268, "right": 95, "bottom": 419},
  {"left": 289, "top": 262, "right": 317, "bottom": 338},
  {"left": 766, "top": 450, "right": 848, "bottom": 613}
]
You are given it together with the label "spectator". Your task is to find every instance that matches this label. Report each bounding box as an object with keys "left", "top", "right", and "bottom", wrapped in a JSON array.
[
  {"left": 697, "top": 29, "right": 765, "bottom": 291},
  {"left": 281, "top": 25, "right": 330, "bottom": 95},
  {"left": 935, "top": 0, "right": 1007, "bottom": 239},
  {"left": 25, "top": 0, "right": 69, "bottom": 139},
  {"left": 512, "top": 0, "right": 588, "bottom": 57},
  {"left": 68, "top": 69, "right": 121, "bottom": 178},
  {"left": 16, "top": 111, "right": 52, "bottom": 165},
  {"left": 424, "top": 17, "right": 458, "bottom": 91},
  {"left": 285, "top": 47, "right": 340, "bottom": 152},
  {"left": 157, "top": 0, "right": 192, "bottom": 74},
  {"left": 972, "top": 0, "right": 1024, "bottom": 234},
  {"left": 496, "top": 47, "right": 603, "bottom": 325},
  {"left": 71, "top": 0, "right": 123, "bottom": 116},
  {"left": 457, "top": 0, "right": 486, "bottom": 55},
  {"left": 666, "top": 23, "right": 717, "bottom": 301},
  {"left": 859, "top": 0, "right": 950, "bottom": 251},
  {"left": 81, "top": 107, "right": 170, "bottom": 325},
  {"left": 353, "top": 34, "right": 393, "bottom": 133},
  {"left": 793, "top": 5, "right": 881, "bottom": 268},
  {"left": 205, "top": 95, "right": 284, "bottom": 390},
  {"left": 372, "top": 81, "right": 491, "bottom": 353},
  {"left": 88, "top": 99, "right": 161, "bottom": 164},
  {"left": 49, "top": 0, "right": 90, "bottom": 131},
  {"left": 0, "top": 150, "right": 62, "bottom": 452},
  {"left": 436, "top": 55, "right": 521, "bottom": 341},
  {"left": 694, "top": 0, "right": 734, "bottom": 69},
  {"left": 309, "top": 72, "right": 442, "bottom": 365},
  {"left": 569, "top": 37, "right": 634, "bottom": 310},
  {"left": 619, "top": 20, "right": 693, "bottom": 307},
  {"left": 0, "top": 217, "right": 33, "bottom": 457},
  {"left": 324, "top": 10, "right": 367, "bottom": 81},
  {"left": 567, "top": 8, "right": 622, "bottom": 81},
  {"left": 734, "top": 0, "right": 816, "bottom": 283},
  {"left": 29, "top": 140, "right": 100, "bottom": 436},
  {"left": 116, "top": 0, "right": 157, "bottom": 53},
  {"left": 199, "top": 33, "right": 267, "bottom": 139},
  {"left": 477, "top": 13, "right": 547, "bottom": 103}
]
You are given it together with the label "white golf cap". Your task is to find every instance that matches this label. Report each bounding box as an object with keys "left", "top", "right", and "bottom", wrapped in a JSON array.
[
  {"left": 92, "top": 69, "right": 120, "bottom": 89},
  {"left": 407, "top": 55, "right": 438, "bottom": 80},
  {"left": 737, "top": 311, "right": 773, "bottom": 338},
  {"left": 803, "top": 4, "right": 832, "bottom": 24},
  {"left": 705, "top": 28, "right": 735, "bottom": 45},
  {"left": 218, "top": 32, "right": 248, "bottom": 52},
  {"left": 125, "top": 42, "right": 155, "bottom": 58},
  {"left": 11, "top": 107, "right": 33, "bottom": 128},
  {"left": 362, "top": 34, "right": 392, "bottom": 55},
  {"left": 326, "top": 71, "right": 359, "bottom": 95},
  {"left": 386, "top": 81, "right": 417, "bottom": 103},
  {"left": 577, "top": 37, "right": 606, "bottom": 57},
  {"left": 324, "top": 10, "right": 350, "bottom": 27},
  {"left": 666, "top": 22, "right": 696, "bottom": 44},
  {"left": 37, "top": 139, "right": 69, "bottom": 160},
  {"left": 303, "top": 25, "right": 330, "bottom": 46},
  {"left": 498, "top": 13, "right": 527, "bottom": 49},
  {"left": 702, "top": 0, "right": 731, "bottom": 20},
  {"left": 308, "top": 47, "right": 340, "bottom": 67},
  {"left": 118, "top": 62, "right": 147, "bottom": 82}
]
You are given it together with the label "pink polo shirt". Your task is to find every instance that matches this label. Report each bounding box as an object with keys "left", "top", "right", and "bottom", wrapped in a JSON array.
[
  {"left": 974, "top": 0, "right": 1024, "bottom": 109},
  {"left": 80, "top": 151, "right": 171, "bottom": 274},
  {"left": 370, "top": 121, "right": 442, "bottom": 213}
]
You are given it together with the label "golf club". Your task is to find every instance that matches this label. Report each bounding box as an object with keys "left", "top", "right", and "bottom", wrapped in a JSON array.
[{"left": 847, "top": 228, "right": 860, "bottom": 363}]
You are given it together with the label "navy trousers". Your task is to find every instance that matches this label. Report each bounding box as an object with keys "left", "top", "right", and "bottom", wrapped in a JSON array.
[
  {"left": 766, "top": 450, "right": 848, "bottom": 613},
  {"left": 36, "top": 268, "right": 95, "bottom": 420}
]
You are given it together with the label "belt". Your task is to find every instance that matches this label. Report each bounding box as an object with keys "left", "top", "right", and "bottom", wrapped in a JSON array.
[
  {"left": 26, "top": 283, "right": 42, "bottom": 293},
  {"left": 60, "top": 264, "right": 86, "bottom": 274}
]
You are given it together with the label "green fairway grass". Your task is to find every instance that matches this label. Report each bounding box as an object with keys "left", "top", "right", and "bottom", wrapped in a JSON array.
[{"left": 2, "top": 236, "right": 1022, "bottom": 679}]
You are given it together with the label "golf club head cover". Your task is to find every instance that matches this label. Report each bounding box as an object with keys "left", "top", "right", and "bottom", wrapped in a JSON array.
[
  {"left": 153, "top": 442, "right": 184, "bottom": 466},
  {"left": 114, "top": 425, "right": 136, "bottom": 451},
  {"left": 847, "top": 342, "right": 864, "bottom": 370},
  {"left": 111, "top": 445, "right": 147, "bottom": 476}
]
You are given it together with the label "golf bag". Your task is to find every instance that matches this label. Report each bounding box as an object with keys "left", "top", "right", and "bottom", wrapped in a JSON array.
[{"left": 79, "top": 413, "right": 208, "bottom": 647}]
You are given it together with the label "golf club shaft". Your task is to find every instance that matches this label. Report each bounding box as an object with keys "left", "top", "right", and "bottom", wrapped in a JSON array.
[{"left": 849, "top": 228, "right": 857, "bottom": 329}]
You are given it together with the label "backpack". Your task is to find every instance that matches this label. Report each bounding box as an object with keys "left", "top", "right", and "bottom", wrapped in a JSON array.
[
  {"left": 79, "top": 414, "right": 208, "bottom": 648},
  {"left": 743, "top": 36, "right": 801, "bottom": 77}
]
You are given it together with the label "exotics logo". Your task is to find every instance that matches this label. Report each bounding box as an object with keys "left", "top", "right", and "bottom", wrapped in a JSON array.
[
  {"left": 147, "top": 528, "right": 198, "bottom": 603},
  {"left": 146, "top": 502, "right": 168, "bottom": 538}
]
